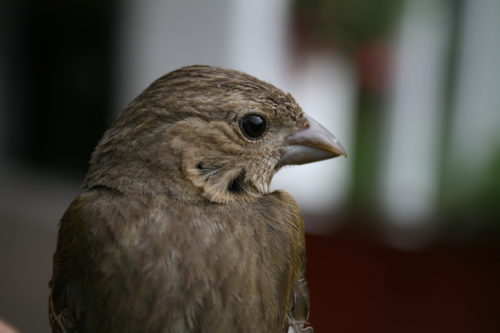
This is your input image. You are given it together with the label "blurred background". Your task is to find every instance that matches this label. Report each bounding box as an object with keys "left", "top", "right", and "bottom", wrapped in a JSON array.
[{"left": 1, "top": 0, "right": 499, "bottom": 332}]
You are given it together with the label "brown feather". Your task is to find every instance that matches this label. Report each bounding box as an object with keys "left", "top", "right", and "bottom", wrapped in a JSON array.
[{"left": 50, "top": 65, "right": 313, "bottom": 332}]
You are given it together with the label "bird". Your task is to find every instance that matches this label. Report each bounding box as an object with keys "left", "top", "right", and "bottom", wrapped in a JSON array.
[{"left": 49, "top": 65, "right": 346, "bottom": 333}]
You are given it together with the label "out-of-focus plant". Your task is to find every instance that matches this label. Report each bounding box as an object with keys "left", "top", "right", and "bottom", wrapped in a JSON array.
[{"left": 292, "top": 0, "right": 403, "bottom": 217}]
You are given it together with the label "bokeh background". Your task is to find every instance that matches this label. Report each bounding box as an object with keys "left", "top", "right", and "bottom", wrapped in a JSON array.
[{"left": 1, "top": 0, "right": 500, "bottom": 332}]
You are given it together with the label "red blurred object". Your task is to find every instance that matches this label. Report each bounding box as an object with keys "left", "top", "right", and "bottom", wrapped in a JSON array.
[
  {"left": 355, "top": 40, "right": 392, "bottom": 94},
  {"left": 306, "top": 231, "right": 500, "bottom": 333}
]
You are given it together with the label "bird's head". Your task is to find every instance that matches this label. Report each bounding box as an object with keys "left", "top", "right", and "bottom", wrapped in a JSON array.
[{"left": 84, "top": 65, "right": 346, "bottom": 203}]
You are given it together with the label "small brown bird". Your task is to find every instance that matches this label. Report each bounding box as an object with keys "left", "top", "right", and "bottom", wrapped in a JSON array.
[{"left": 49, "top": 65, "right": 345, "bottom": 333}]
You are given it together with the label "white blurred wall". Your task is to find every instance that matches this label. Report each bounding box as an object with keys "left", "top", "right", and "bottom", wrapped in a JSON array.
[{"left": 378, "top": 0, "right": 451, "bottom": 230}]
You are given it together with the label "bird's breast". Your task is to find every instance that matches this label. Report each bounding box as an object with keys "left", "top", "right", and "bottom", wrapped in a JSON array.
[{"left": 88, "top": 191, "right": 303, "bottom": 332}]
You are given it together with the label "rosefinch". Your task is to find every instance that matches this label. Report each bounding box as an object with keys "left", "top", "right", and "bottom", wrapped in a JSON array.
[{"left": 49, "top": 65, "right": 345, "bottom": 332}]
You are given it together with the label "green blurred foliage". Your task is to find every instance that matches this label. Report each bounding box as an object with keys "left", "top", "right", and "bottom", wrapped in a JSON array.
[
  {"left": 443, "top": 148, "right": 500, "bottom": 225},
  {"left": 294, "top": 0, "right": 403, "bottom": 215},
  {"left": 293, "top": 0, "right": 500, "bottom": 231},
  {"left": 293, "top": 0, "right": 403, "bottom": 51}
]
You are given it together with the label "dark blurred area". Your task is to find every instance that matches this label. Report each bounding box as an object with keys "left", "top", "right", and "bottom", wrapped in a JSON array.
[
  {"left": 2, "top": 0, "right": 116, "bottom": 173},
  {"left": 306, "top": 232, "right": 500, "bottom": 333},
  {"left": 1, "top": 0, "right": 499, "bottom": 332}
]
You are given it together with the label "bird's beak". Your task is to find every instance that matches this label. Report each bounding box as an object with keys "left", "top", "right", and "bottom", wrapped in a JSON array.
[{"left": 278, "top": 115, "right": 347, "bottom": 167}]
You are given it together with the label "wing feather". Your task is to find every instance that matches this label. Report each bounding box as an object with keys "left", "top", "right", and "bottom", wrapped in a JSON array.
[{"left": 49, "top": 196, "right": 88, "bottom": 333}]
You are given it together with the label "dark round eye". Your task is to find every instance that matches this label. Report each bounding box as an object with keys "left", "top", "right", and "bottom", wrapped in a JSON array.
[{"left": 239, "top": 114, "right": 267, "bottom": 140}]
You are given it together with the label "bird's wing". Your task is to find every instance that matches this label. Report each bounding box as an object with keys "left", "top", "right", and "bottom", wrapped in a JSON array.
[
  {"left": 49, "top": 196, "right": 88, "bottom": 333},
  {"left": 285, "top": 274, "right": 313, "bottom": 333},
  {"left": 269, "top": 190, "right": 313, "bottom": 333}
]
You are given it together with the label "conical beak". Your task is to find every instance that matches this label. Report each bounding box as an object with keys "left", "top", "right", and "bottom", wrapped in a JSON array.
[{"left": 278, "top": 115, "right": 347, "bottom": 167}]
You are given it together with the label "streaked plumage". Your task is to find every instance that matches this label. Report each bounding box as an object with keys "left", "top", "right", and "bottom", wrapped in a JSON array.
[{"left": 49, "top": 65, "right": 345, "bottom": 332}]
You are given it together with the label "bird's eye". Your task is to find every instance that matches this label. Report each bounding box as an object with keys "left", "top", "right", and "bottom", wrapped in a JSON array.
[{"left": 239, "top": 114, "right": 267, "bottom": 140}]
